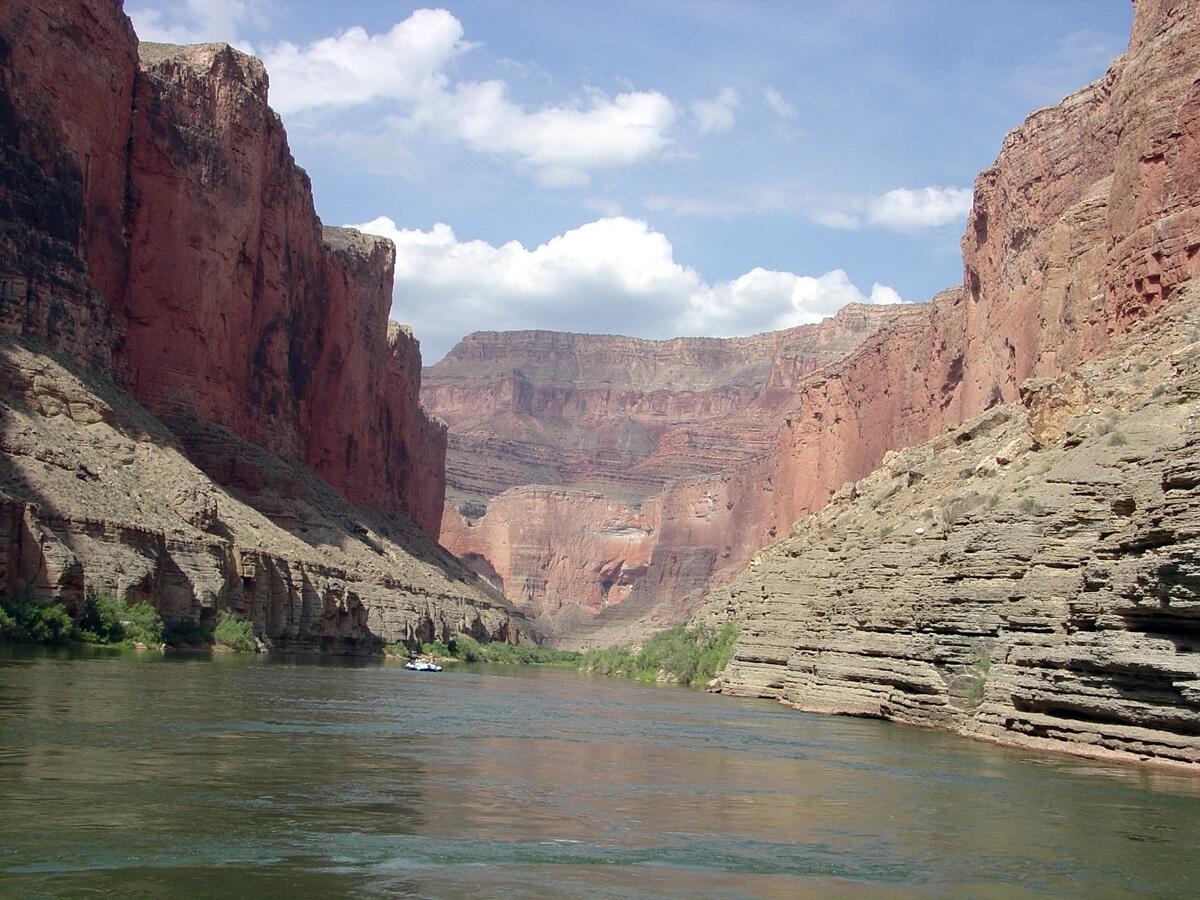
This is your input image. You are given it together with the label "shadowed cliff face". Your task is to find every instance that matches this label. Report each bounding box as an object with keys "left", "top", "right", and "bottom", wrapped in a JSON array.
[
  {"left": 0, "top": 6, "right": 445, "bottom": 536},
  {"left": 423, "top": 305, "right": 918, "bottom": 642},
  {"left": 0, "top": 1, "right": 526, "bottom": 649}
]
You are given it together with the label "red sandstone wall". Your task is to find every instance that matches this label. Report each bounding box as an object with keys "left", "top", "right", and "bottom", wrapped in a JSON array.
[{"left": 0, "top": 2, "right": 446, "bottom": 536}]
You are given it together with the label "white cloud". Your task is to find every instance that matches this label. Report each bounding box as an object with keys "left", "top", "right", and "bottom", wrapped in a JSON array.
[
  {"left": 262, "top": 10, "right": 470, "bottom": 114},
  {"left": 865, "top": 186, "right": 973, "bottom": 231},
  {"left": 254, "top": 12, "right": 676, "bottom": 186},
  {"left": 646, "top": 183, "right": 973, "bottom": 233},
  {"left": 691, "top": 87, "right": 740, "bottom": 134},
  {"left": 353, "top": 215, "right": 905, "bottom": 361},
  {"left": 764, "top": 87, "right": 796, "bottom": 119},
  {"left": 127, "top": 0, "right": 266, "bottom": 53}
]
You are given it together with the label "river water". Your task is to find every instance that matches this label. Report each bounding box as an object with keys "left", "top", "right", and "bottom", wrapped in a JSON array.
[{"left": 0, "top": 647, "right": 1197, "bottom": 897}]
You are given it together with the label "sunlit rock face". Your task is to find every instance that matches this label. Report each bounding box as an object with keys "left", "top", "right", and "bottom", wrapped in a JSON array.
[
  {"left": 0, "top": 1, "right": 529, "bottom": 650},
  {"left": 698, "top": 0, "right": 1200, "bottom": 769},
  {"left": 0, "top": 4, "right": 446, "bottom": 536},
  {"left": 429, "top": 0, "right": 1200, "bottom": 651},
  {"left": 424, "top": 305, "right": 917, "bottom": 643}
]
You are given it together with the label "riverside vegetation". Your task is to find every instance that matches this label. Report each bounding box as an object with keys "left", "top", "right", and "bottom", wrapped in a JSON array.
[
  {"left": 397, "top": 624, "right": 740, "bottom": 688},
  {"left": 0, "top": 592, "right": 258, "bottom": 653}
]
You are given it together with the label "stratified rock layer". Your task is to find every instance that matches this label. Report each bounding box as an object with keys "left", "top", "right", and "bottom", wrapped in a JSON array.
[
  {"left": 0, "top": 1, "right": 522, "bottom": 649},
  {"left": 0, "top": 335, "right": 527, "bottom": 652},
  {"left": 424, "top": 306, "right": 915, "bottom": 641},
  {"left": 699, "top": 0, "right": 1200, "bottom": 768},
  {"left": 700, "top": 292, "right": 1200, "bottom": 768},
  {"left": 0, "top": 5, "right": 445, "bottom": 535}
]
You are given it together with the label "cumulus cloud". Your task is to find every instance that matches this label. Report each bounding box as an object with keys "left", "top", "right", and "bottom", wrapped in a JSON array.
[
  {"left": 764, "top": 87, "right": 796, "bottom": 118},
  {"left": 127, "top": 0, "right": 266, "bottom": 53},
  {"left": 262, "top": 10, "right": 470, "bottom": 114},
  {"left": 646, "top": 183, "right": 973, "bottom": 232},
  {"left": 127, "top": 6, "right": 677, "bottom": 186},
  {"left": 691, "top": 87, "right": 740, "bottom": 134},
  {"left": 865, "top": 186, "right": 973, "bottom": 231},
  {"left": 353, "top": 215, "right": 905, "bottom": 360},
  {"left": 258, "top": 11, "right": 676, "bottom": 186}
]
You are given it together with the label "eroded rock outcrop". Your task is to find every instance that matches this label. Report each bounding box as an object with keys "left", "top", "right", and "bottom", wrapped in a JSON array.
[
  {"left": 0, "top": 4, "right": 445, "bottom": 534},
  {"left": 0, "top": 335, "right": 527, "bottom": 652},
  {"left": 698, "top": 0, "right": 1200, "bottom": 768},
  {"left": 424, "top": 305, "right": 915, "bottom": 641},
  {"left": 700, "top": 292, "right": 1200, "bottom": 767},
  {"left": 0, "top": 0, "right": 520, "bottom": 649}
]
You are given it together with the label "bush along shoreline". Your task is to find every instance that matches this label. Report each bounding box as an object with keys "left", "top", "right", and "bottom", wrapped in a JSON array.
[
  {"left": 0, "top": 592, "right": 261, "bottom": 653},
  {"left": 390, "top": 623, "right": 739, "bottom": 689}
]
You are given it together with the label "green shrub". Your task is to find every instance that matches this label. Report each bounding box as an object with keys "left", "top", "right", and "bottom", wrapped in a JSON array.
[
  {"left": 988, "top": 494, "right": 1000, "bottom": 509},
  {"left": 1109, "top": 432, "right": 1128, "bottom": 447},
  {"left": 77, "top": 593, "right": 163, "bottom": 646},
  {"left": 0, "top": 595, "right": 73, "bottom": 645},
  {"left": 964, "top": 658, "right": 992, "bottom": 708},
  {"left": 421, "top": 640, "right": 452, "bottom": 659},
  {"left": 579, "top": 623, "right": 738, "bottom": 687},
  {"left": 1018, "top": 496, "right": 1044, "bottom": 516},
  {"left": 213, "top": 611, "right": 256, "bottom": 652},
  {"left": 879, "top": 524, "right": 894, "bottom": 538},
  {"left": 446, "top": 634, "right": 581, "bottom": 666},
  {"left": 1151, "top": 384, "right": 1167, "bottom": 399}
]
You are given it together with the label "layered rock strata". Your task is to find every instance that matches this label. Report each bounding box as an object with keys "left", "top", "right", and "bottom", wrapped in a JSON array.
[
  {"left": 0, "top": 4, "right": 445, "bottom": 534},
  {"left": 698, "top": 0, "right": 1200, "bottom": 768},
  {"left": 424, "top": 306, "right": 915, "bottom": 640},
  {"left": 0, "top": 335, "right": 526, "bottom": 652},
  {"left": 0, "top": 0, "right": 523, "bottom": 649},
  {"left": 700, "top": 292, "right": 1200, "bottom": 768}
]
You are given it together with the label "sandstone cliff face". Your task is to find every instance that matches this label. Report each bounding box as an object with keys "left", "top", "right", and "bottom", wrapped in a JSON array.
[
  {"left": 424, "top": 305, "right": 915, "bottom": 641},
  {"left": 700, "top": 291, "right": 1200, "bottom": 768},
  {"left": 697, "top": 0, "right": 1200, "bottom": 768},
  {"left": 0, "top": 4, "right": 446, "bottom": 535},
  {"left": 0, "top": 0, "right": 516, "bottom": 649},
  {"left": 0, "top": 335, "right": 527, "bottom": 652}
]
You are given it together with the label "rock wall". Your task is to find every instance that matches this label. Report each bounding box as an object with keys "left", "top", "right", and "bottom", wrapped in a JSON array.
[
  {"left": 0, "top": 335, "right": 527, "bottom": 653},
  {"left": 0, "top": 0, "right": 518, "bottom": 649},
  {"left": 701, "top": 292, "right": 1200, "bottom": 768},
  {"left": 0, "top": 3, "right": 446, "bottom": 535},
  {"left": 699, "top": 0, "right": 1200, "bottom": 768},
  {"left": 424, "top": 305, "right": 915, "bottom": 641}
]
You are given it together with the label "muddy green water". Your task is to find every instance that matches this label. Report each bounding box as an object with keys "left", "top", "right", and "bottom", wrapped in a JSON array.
[{"left": 0, "top": 647, "right": 1197, "bottom": 898}]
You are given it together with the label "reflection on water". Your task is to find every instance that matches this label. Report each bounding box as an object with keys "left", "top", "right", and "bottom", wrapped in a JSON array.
[{"left": 0, "top": 647, "right": 1197, "bottom": 898}]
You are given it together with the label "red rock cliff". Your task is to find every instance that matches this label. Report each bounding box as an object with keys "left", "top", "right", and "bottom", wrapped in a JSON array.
[
  {"left": 428, "top": 0, "right": 1200, "bottom": 646},
  {"left": 0, "top": 3, "right": 446, "bottom": 535},
  {"left": 424, "top": 305, "right": 916, "bottom": 639}
]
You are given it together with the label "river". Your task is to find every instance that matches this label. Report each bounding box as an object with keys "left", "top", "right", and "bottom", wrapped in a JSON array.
[{"left": 0, "top": 647, "right": 1197, "bottom": 897}]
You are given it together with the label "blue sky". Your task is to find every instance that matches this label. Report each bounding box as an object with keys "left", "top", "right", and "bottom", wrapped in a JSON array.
[{"left": 128, "top": 1, "right": 1133, "bottom": 361}]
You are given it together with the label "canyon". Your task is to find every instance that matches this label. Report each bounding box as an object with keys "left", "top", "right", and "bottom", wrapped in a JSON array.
[
  {"left": 693, "top": 0, "right": 1200, "bottom": 768},
  {"left": 0, "top": 0, "right": 527, "bottom": 651},
  {"left": 425, "top": 304, "right": 920, "bottom": 642}
]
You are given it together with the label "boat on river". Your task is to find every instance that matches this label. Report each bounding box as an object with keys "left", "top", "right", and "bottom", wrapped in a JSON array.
[{"left": 405, "top": 659, "right": 443, "bottom": 672}]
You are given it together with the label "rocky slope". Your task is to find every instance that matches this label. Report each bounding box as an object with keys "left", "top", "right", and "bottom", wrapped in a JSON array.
[
  {"left": 0, "top": 334, "right": 526, "bottom": 652},
  {"left": 700, "top": 289, "right": 1200, "bottom": 768},
  {"left": 1, "top": 5, "right": 444, "bottom": 534},
  {"left": 0, "top": 0, "right": 526, "bottom": 650},
  {"left": 424, "top": 305, "right": 916, "bottom": 640},
  {"left": 696, "top": 0, "right": 1200, "bottom": 768}
]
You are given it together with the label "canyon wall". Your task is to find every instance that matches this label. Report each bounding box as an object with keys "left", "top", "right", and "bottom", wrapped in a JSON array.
[
  {"left": 0, "top": 0, "right": 522, "bottom": 649},
  {"left": 424, "top": 305, "right": 917, "bottom": 640},
  {"left": 699, "top": 0, "right": 1200, "bottom": 768},
  {"left": 0, "top": 4, "right": 445, "bottom": 535}
]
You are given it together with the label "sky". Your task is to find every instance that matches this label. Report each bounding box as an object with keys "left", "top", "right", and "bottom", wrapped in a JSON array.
[{"left": 127, "top": 0, "right": 1134, "bottom": 362}]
